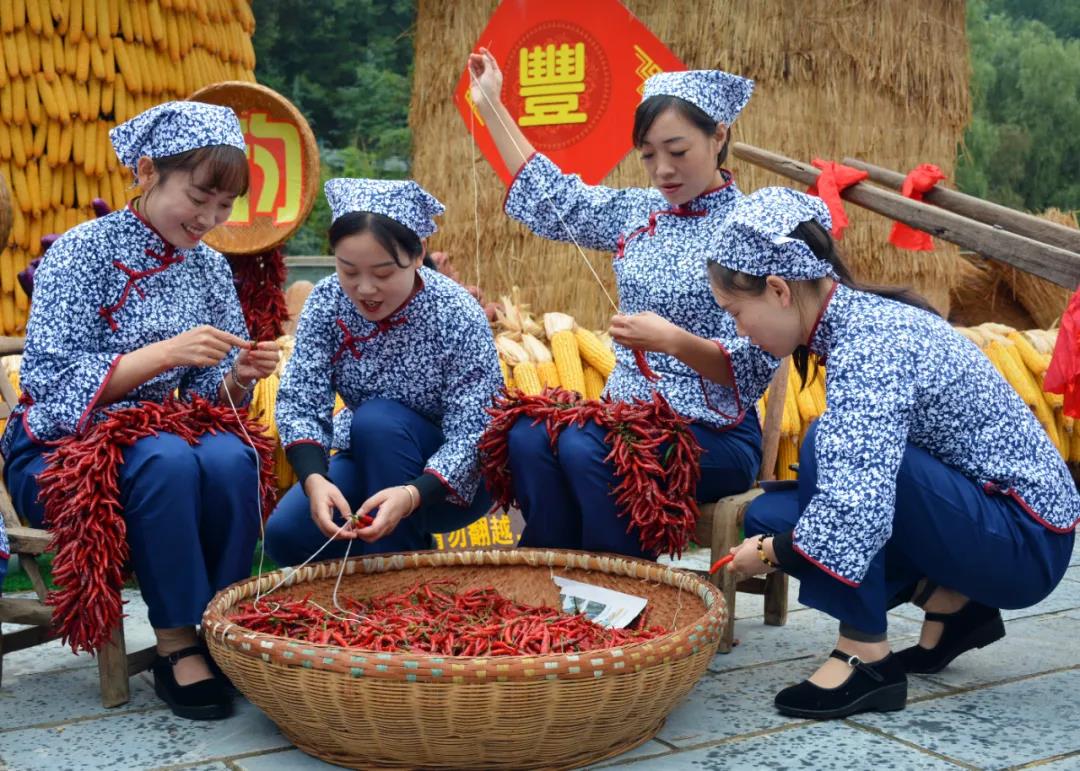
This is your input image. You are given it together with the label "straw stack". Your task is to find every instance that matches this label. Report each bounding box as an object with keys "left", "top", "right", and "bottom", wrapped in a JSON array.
[
  {"left": 996, "top": 208, "right": 1076, "bottom": 329},
  {"left": 0, "top": 0, "right": 257, "bottom": 335},
  {"left": 411, "top": 0, "right": 970, "bottom": 329}
]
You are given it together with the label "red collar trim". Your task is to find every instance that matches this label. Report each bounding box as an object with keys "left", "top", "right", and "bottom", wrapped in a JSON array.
[{"left": 806, "top": 281, "right": 839, "bottom": 349}]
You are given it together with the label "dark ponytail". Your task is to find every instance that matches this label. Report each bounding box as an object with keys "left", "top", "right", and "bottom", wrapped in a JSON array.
[{"left": 709, "top": 219, "right": 937, "bottom": 385}]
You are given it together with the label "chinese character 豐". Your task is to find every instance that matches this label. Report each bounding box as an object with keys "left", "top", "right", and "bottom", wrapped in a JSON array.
[
  {"left": 490, "top": 512, "right": 516, "bottom": 546},
  {"left": 518, "top": 42, "right": 587, "bottom": 127}
]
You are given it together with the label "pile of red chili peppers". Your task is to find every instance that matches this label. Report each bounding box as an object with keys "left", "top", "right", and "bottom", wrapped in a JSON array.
[
  {"left": 228, "top": 579, "right": 667, "bottom": 656},
  {"left": 479, "top": 387, "right": 703, "bottom": 558},
  {"left": 36, "top": 397, "right": 277, "bottom": 654},
  {"left": 229, "top": 248, "right": 289, "bottom": 342}
]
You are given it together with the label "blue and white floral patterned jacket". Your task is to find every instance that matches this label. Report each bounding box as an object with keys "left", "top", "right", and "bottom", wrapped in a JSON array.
[
  {"left": 275, "top": 267, "right": 502, "bottom": 506},
  {"left": 504, "top": 152, "right": 776, "bottom": 428},
  {"left": 795, "top": 283, "right": 1080, "bottom": 584},
  {"left": 1, "top": 204, "right": 248, "bottom": 457}
]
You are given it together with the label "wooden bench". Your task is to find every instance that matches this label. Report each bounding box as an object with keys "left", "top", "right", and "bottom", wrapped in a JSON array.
[
  {"left": 692, "top": 358, "right": 792, "bottom": 653},
  {"left": 0, "top": 338, "right": 155, "bottom": 707}
]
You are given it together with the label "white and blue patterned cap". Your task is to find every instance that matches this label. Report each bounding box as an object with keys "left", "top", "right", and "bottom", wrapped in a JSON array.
[
  {"left": 324, "top": 178, "right": 445, "bottom": 239},
  {"left": 641, "top": 70, "right": 754, "bottom": 126},
  {"left": 109, "top": 101, "right": 246, "bottom": 173},
  {"left": 708, "top": 187, "right": 837, "bottom": 280}
]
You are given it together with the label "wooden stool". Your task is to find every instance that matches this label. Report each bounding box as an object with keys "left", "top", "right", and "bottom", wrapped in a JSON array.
[
  {"left": 693, "top": 358, "right": 793, "bottom": 653},
  {"left": 0, "top": 337, "right": 155, "bottom": 706}
]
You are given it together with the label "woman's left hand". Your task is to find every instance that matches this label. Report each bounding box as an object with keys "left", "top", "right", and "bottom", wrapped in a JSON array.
[
  {"left": 350, "top": 485, "right": 419, "bottom": 543},
  {"left": 609, "top": 312, "right": 679, "bottom": 354},
  {"left": 726, "top": 536, "right": 777, "bottom": 580},
  {"left": 233, "top": 340, "right": 280, "bottom": 383}
]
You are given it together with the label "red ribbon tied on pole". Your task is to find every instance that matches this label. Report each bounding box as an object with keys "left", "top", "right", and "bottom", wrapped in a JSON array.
[
  {"left": 806, "top": 160, "right": 868, "bottom": 240},
  {"left": 1043, "top": 288, "right": 1080, "bottom": 419},
  {"left": 888, "top": 163, "right": 946, "bottom": 251}
]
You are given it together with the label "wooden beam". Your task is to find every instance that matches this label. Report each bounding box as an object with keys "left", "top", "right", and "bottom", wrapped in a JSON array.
[
  {"left": 842, "top": 157, "right": 1080, "bottom": 256},
  {"left": 732, "top": 143, "right": 1080, "bottom": 289},
  {"left": 8, "top": 525, "right": 51, "bottom": 555},
  {"left": 759, "top": 358, "right": 790, "bottom": 483},
  {"left": 0, "top": 598, "right": 54, "bottom": 626}
]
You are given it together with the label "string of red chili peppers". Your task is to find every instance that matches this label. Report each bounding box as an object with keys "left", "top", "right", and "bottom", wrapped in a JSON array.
[
  {"left": 36, "top": 396, "right": 277, "bottom": 654},
  {"left": 479, "top": 387, "right": 703, "bottom": 558},
  {"left": 229, "top": 579, "right": 667, "bottom": 656},
  {"left": 228, "top": 248, "right": 289, "bottom": 342}
]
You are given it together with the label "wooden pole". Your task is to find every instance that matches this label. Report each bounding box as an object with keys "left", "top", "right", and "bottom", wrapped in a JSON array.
[
  {"left": 842, "top": 157, "right": 1080, "bottom": 256},
  {"left": 731, "top": 143, "right": 1080, "bottom": 289}
]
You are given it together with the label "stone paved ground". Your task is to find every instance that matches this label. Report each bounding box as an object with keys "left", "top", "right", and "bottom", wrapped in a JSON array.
[{"left": 2, "top": 548, "right": 1078, "bottom": 770}]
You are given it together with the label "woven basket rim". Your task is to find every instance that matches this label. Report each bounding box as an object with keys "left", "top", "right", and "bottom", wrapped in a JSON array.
[{"left": 203, "top": 548, "right": 725, "bottom": 683}]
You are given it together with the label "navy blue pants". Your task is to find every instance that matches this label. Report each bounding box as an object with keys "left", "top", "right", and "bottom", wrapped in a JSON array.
[
  {"left": 745, "top": 423, "right": 1075, "bottom": 635},
  {"left": 4, "top": 418, "right": 261, "bottom": 628},
  {"left": 508, "top": 412, "right": 762, "bottom": 559},
  {"left": 264, "top": 399, "right": 492, "bottom": 567}
]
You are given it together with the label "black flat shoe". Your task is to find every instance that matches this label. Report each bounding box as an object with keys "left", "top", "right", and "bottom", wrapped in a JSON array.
[
  {"left": 774, "top": 650, "right": 907, "bottom": 720},
  {"left": 896, "top": 601, "right": 1005, "bottom": 675},
  {"left": 152, "top": 646, "right": 232, "bottom": 721}
]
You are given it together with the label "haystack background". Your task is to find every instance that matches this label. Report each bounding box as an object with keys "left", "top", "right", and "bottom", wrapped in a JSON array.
[{"left": 412, "top": 0, "right": 970, "bottom": 329}]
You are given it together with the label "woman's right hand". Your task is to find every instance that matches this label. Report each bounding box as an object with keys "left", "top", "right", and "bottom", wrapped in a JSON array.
[
  {"left": 161, "top": 325, "right": 250, "bottom": 369},
  {"left": 304, "top": 475, "right": 358, "bottom": 540},
  {"left": 468, "top": 47, "right": 503, "bottom": 111}
]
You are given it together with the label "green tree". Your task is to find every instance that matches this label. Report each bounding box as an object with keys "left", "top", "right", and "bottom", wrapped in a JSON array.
[{"left": 958, "top": 1, "right": 1080, "bottom": 212}]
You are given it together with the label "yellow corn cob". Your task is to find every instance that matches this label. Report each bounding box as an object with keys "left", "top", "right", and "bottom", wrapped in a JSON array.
[
  {"left": 520, "top": 333, "right": 558, "bottom": 389},
  {"left": 1009, "top": 331, "right": 1048, "bottom": 377},
  {"left": 499, "top": 358, "right": 512, "bottom": 389},
  {"left": 25, "top": 73, "right": 42, "bottom": 124},
  {"left": 583, "top": 366, "right": 605, "bottom": 401},
  {"left": 11, "top": 166, "right": 30, "bottom": 213},
  {"left": 544, "top": 312, "right": 586, "bottom": 396},
  {"left": 27, "top": 26, "right": 40, "bottom": 72},
  {"left": 89, "top": 39, "right": 105, "bottom": 80},
  {"left": 776, "top": 436, "right": 799, "bottom": 481},
  {"left": 15, "top": 28, "right": 32, "bottom": 76},
  {"left": 0, "top": 126, "right": 10, "bottom": 160},
  {"left": 118, "top": 0, "right": 135, "bottom": 41},
  {"left": 781, "top": 367, "right": 800, "bottom": 438},
  {"left": 986, "top": 341, "right": 1061, "bottom": 451},
  {"left": 27, "top": 213, "right": 42, "bottom": 256},
  {"left": 25, "top": 0, "right": 41, "bottom": 32},
  {"left": 88, "top": 75, "right": 101, "bottom": 119},
  {"left": 148, "top": 0, "right": 166, "bottom": 44},
  {"left": 0, "top": 2, "right": 12, "bottom": 33},
  {"left": 11, "top": 77, "right": 26, "bottom": 124},
  {"left": 795, "top": 378, "right": 818, "bottom": 424},
  {"left": 61, "top": 163, "right": 74, "bottom": 206},
  {"left": 575, "top": 326, "right": 615, "bottom": 377},
  {"left": 0, "top": 247, "right": 13, "bottom": 293},
  {"left": 75, "top": 36, "right": 90, "bottom": 81},
  {"left": 512, "top": 362, "right": 543, "bottom": 395},
  {"left": 1072, "top": 427, "right": 1080, "bottom": 465},
  {"left": 25, "top": 159, "right": 41, "bottom": 213},
  {"left": 97, "top": 0, "right": 111, "bottom": 44},
  {"left": 2, "top": 36, "right": 18, "bottom": 80},
  {"left": 1041, "top": 374, "right": 1063, "bottom": 410}
]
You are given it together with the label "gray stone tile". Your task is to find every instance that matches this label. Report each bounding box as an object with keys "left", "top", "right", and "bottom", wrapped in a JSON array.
[
  {"left": 711, "top": 604, "right": 923, "bottom": 674},
  {"left": 1064, "top": 565, "right": 1080, "bottom": 583},
  {"left": 2, "top": 589, "right": 156, "bottom": 681},
  {"left": 597, "top": 722, "right": 964, "bottom": 770},
  {"left": 852, "top": 669, "right": 1080, "bottom": 768},
  {"left": 1031, "top": 753, "right": 1080, "bottom": 770},
  {"left": 916, "top": 612, "right": 1080, "bottom": 690},
  {"left": 889, "top": 578, "right": 1080, "bottom": 625},
  {"left": 587, "top": 740, "right": 675, "bottom": 768},
  {"left": 0, "top": 695, "right": 290, "bottom": 770},
  {"left": 233, "top": 748, "right": 338, "bottom": 770},
  {"left": 0, "top": 665, "right": 161, "bottom": 729}
]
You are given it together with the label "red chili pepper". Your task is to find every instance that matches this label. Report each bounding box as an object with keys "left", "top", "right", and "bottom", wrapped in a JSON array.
[
  {"left": 633, "top": 349, "right": 660, "bottom": 382},
  {"left": 709, "top": 553, "right": 735, "bottom": 575}
]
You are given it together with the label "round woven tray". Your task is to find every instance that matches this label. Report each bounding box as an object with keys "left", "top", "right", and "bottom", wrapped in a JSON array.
[
  {"left": 188, "top": 81, "right": 319, "bottom": 256},
  {"left": 203, "top": 548, "right": 725, "bottom": 770}
]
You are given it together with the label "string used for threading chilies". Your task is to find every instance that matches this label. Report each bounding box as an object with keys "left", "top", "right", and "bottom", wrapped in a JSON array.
[
  {"left": 218, "top": 362, "right": 366, "bottom": 622},
  {"left": 466, "top": 66, "right": 619, "bottom": 313}
]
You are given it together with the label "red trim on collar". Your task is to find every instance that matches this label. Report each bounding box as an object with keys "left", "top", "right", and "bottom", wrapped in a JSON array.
[{"left": 805, "top": 281, "right": 839, "bottom": 349}]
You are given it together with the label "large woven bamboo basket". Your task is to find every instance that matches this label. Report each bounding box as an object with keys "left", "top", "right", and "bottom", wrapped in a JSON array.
[{"left": 203, "top": 548, "right": 725, "bottom": 770}]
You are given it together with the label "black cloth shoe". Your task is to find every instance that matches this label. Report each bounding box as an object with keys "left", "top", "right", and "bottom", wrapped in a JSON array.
[
  {"left": 896, "top": 600, "right": 1005, "bottom": 675},
  {"left": 774, "top": 650, "right": 907, "bottom": 720},
  {"left": 152, "top": 646, "right": 232, "bottom": 720}
]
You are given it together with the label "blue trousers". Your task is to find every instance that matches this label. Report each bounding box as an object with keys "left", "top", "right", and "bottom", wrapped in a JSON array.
[
  {"left": 745, "top": 423, "right": 1075, "bottom": 635},
  {"left": 3, "top": 417, "right": 261, "bottom": 628},
  {"left": 264, "top": 399, "right": 492, "bottom": 567},
  {"left": 508, "top": 412, "right": 762, "bottom": 559}
]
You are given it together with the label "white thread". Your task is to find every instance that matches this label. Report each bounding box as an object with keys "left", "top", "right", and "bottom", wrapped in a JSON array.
[{"left": 467, "top": 67, "right": 619, "bottom": 312}]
